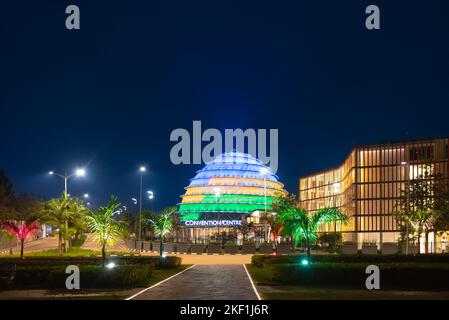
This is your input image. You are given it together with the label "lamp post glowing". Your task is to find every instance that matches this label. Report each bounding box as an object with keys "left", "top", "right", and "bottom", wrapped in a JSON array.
[
  {"left": 147, "top": 190, "right": 154, "bottom": 212},
  {"left": 214, "top": 188, "right": 220, "bottom": 240},
  {"left": 138, "top": 166, "right": 146, "bottom": 241},
  {"left": 48, "top": 167, "right": 86, "bottom": 252},
  {"left": 260, "top": 167, "right": 269, "bottom": 213},
  {"left": 260, "top": 167, "right": 269, "bottom": 243},
  {"left": 48, "top": 168, "right": 86, "bottom": 199}
]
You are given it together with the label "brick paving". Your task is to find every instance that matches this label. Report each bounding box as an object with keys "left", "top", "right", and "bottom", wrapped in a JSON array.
[{"left": 130, "top": 265, "right": 259, "bottom": 300}]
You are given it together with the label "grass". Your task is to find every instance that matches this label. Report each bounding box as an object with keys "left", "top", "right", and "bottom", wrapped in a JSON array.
[
  {"left": 0, "top": 265, "right": 192, "bottom": 300},
  {"left": 262, "top": 289, "right": 449, "bottom": 300},
  {"left": 246, "top": 264, "right": 449, "bottom": 300},
  {"left": 246, "top": 264, "right": 275, "bottom": 285}
]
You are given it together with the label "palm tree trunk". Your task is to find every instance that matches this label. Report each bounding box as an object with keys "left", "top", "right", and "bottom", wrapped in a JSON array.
[
  {"left": 20, "top": 238, "right": 24, "bottom": 259},
  {"left": 58, "top": 232, "right": 62, "bottom": 256},
  {"left": 102, "top": 243, "right": 106, "bottom": 267},
  {"left": 290, "top": 234, "right": 295, "bottom": 251},
  {"left": 425, "top": 230, "right": 429, "bottom": 254},
  {"left": 64, "top": 219, "right": 69, "bottom": 253},
  {"left": 418, "top": 227, "right": 423, "bottom": 254},
  {"left": 160, "top": 239, "right": 164, "bottom": 257},
  {"left": 307, "top": 239, "right": 311, "bottom": 257}
]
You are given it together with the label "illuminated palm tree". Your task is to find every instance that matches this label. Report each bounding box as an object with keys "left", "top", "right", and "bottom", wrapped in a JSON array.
[
  {"left": 41, "top": 194, "right": 86, "bottom": 254},
  {"left": 83, "top": 196, "right": 127, "bottom": 266},
  {"left": 0, "top": 221, "right": 39, "bottom": 259},
  {"left": 278, "top": 207, "right": 348, "bottom": 257},
  {"left": 144, "top": 207, "right": 176, "bottom": 257}
]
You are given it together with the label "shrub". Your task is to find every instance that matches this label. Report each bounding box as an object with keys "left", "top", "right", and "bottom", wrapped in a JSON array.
[
  {"left": 252, "top": 253, "right": 449, "bottom": 267},
  {"left": 261, "top": 263, "right": 449, "bottom": 290},
  {"left": 2, "top": 264, "right": 153, "bottom": 289},
  {"left": 0, "top": 255, "right": 169, "bottom": 268},
  {"left": 154, "top": 256, "right": 182, "bottom": 269}
]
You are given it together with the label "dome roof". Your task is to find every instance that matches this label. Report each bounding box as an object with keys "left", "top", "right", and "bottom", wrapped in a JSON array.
[{"left": 178, "top": 152, "right": 286, "bottom": 221}]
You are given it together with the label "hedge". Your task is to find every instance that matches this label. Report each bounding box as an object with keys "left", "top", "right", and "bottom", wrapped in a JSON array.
[
  {"left": 1, "top": 264, "right": 153, "bottom": 289},
  {"left": 252, "top": 254, "right": 449, "bottom": 267},
  {"left": 0, "top": 255, "right": 181, "bottom": 269},
  {"left": 261, "top": 263, "right": 449, "bottom": 290}
]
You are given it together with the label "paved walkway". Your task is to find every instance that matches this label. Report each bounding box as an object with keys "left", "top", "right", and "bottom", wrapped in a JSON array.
[{"left": 129, "top": 265, "right": 259, "bottom": 300}]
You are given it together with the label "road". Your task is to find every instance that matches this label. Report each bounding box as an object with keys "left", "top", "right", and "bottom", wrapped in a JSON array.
[{"left": 0, "top": 236, "right": 59, "bottom": 254}]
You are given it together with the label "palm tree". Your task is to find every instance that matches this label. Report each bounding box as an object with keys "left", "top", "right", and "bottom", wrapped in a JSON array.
[
  {"left": 144, "top": 207, "right": 176, "bottom": 257},
  {"left": 83, "top": 196, "right": 127, "bottom": 266},
  {"left": 0, "top": 220, "right": 38, "bottom": 259},
  {"left": 278, "top": 207, "right": 348, "bottom": 257},
  {"left": 261, "top": 211, "right": 283, "bottom": 251},
  {"left": 41, "top": 194, "right": 72, "bottom": 255}
]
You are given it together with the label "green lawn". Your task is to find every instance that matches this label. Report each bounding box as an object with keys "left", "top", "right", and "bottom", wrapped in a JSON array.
[
  {"left": 262, "top": 288, "right": 449, "bottom": 300},
  {"left": 246, "top": 264, "right": 449, "bottom": 300},
  {"left": 0, "top": 265, "right": 191, "bottom": 300}
]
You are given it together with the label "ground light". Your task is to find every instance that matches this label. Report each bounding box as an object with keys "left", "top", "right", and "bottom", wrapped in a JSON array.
[
  {"left": 301, "top": 258, "right": 309, "bottom": 266},
  {"left": 106, "top": 262, "right": 116, "bottom": 269}
]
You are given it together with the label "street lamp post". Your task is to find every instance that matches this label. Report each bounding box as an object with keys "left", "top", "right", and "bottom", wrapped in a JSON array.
[
  {"left": 48, "top": 167, "right": 86, "bottom": 252},
  {"left": 214, "top": 188, "right": 220, "bottom": 241},
  {"left": 260, "top": 167, "right": 269, "bottom": 242},
  {"left": 138, "top": 166, "right": 146, "bottom": 242},
  {"left": 147, "top": 191, "right": 154, "bottom": 212},
  {"left": 49, "top": 168, "right": 86, "bottom": 199}
]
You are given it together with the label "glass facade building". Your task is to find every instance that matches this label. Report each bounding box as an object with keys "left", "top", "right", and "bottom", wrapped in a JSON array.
[{"left": 299, "top": 138, "right": 449, "bottom": 248}]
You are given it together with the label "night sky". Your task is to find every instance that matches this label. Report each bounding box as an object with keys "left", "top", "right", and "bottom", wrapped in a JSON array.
[{"left": 1, "top": 0, "right": 448, "bottom": 212}]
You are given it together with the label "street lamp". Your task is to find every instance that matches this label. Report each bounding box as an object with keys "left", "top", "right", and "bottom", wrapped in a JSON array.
[
  {"left": 260, "top": 167, "right": 270, "bottom": 243},
  {"left": 83, "top": 193, "right": 89, "bottom": 199},
  {"left": 147, "top": 190, "right": 154, "bottom": 212},
  {"left": 48, "top": 167, "right": 86, "bottom": 252},
  {"left": 214, "top": 187, "right": 221, "bottom": 241},
  {"left": 48, "top": 167, "right": 87, "bottom": 198},
  {"left": 401, "top": 161, "right": 410, "bottom": 255},
  {"left": 260, "top": 167, "right": 269, "bottom": 213},
  {"left": 138, "top": 166, "right": 147, "bottom": 241}
]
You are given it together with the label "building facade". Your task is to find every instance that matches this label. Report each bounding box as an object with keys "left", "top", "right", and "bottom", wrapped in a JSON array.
[
  {"left": 299, "top": 137, "right": 449, "bottom": 251},
  {"left": 177, "top": 152, "right": 287, "bottom": 242}
]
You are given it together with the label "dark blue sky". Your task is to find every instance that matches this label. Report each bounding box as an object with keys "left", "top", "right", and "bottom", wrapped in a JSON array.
[{"left": 1, "top": 0, "right": 448, "bottom": 211}]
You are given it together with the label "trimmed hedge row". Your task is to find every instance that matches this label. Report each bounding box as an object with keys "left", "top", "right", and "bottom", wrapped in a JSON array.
[
  {"left": 261, "top": 263, "right": 449, "bottom": 289},
  {"left": 252, "top": 254, "right": 449, "bottom": 267},
  {"left": 3, "top": 264, "right": 153, "bottom": 289},
  {"left": 0, "top": 256, "right": 181, "bottom": 269}
]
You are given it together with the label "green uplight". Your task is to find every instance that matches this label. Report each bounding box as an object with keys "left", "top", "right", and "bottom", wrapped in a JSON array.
[{"left": 301, "top": 259, "right": 309, "bottom": 266}]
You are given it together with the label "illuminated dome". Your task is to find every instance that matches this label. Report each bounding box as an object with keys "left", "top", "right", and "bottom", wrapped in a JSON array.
[{"left": 178, "top": 152, "right": 287, "bottom": 221}]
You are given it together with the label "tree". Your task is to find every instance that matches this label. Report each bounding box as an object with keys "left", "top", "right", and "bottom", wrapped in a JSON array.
[
  {"left": 14, "top": 193, "right": 44, "bottom": 222},
  {"left": 83, "top": 196, "right": 128, "bottom": 266},
  {"left": 121, "top": 210, "right": 136, "bottom": 236},
  {"left": 41, "top": 194, "right": 85, "bottom": 255},
  {"left": 278, "top": 206, "right": 348, "bottom": 257},
  {"left": 0, "top": 221, "right": 38, "bottom": 259},
  {"left": 271, "top": 194, "right": 297, "bottom": 249},
  {"left": 395, "top": 169, "right": 445, "bottom": 253},
  {"left": 237, "top": 222, "right": 256, "bottom": 242},
  {"left": 0, "top": 169, "right": 16, "bottom": 220},
  {"left": 261, "top": 211, "right": 284, "bottom": 251},
  {"left": 144, "top": 207, "right": 176, "bottom": 257}
]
